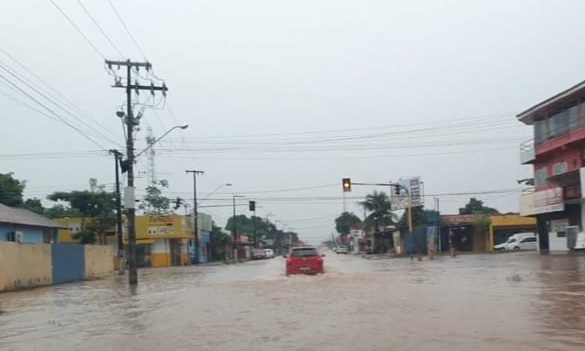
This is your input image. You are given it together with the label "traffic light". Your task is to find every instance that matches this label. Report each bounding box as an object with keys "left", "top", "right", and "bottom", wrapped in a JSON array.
[
  {"left": 394, "top": 184, "right": 401, "bottom": 196},
  {"left": 342, "top": 178, "right": 351, "bottom": 192},
  {"left": 249, "top": 200, "right": 256, "bottom": 211}
]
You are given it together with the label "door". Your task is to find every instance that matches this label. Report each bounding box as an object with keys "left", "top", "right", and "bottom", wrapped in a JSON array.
[{"left": 519, "top": 236, "right": 537, "bottom": 250}]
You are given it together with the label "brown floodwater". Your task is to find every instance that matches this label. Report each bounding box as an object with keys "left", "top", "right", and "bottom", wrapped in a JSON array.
[{"left": 1, "top": 251, "right": 584, "bottom": 351}]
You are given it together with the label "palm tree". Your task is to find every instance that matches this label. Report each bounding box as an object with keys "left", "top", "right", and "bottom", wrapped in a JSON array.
[{"left": 360, "top": 190, "right": 397, "bottom": 232}]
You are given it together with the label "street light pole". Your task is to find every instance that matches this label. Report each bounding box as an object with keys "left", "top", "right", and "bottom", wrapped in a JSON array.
[
  {"left": 135, "top": 124, "right": 189, "bottom": 159},
  {"left": 186, "top": 169, "right": 204, "bottom": 265}
]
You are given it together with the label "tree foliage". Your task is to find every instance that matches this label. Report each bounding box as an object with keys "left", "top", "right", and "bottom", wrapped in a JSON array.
[
  {"left": 47, "top": 179, "right": 116, "bottom": 244},
  {"left": 225, "top": 215, "right": 299, "bottom": 248},
  {"left": 397, "top": 207, "right": 440, "bottom": 229},
  {"left": 459, "top": 197, "right": 499, "bottom": 215},
  {"left": 360, "top": 190, "right": 396, "bottom": 232},
  {"left": 335, "top": 211, "right": 362, "bottom": 235},
  {"left": 209, "top": 223, "right": 232, "bottom": 261},
  {"left": 139, "top": 179, "right": 184, "bottom": 215},
  {"left": 0, "top": 172, "right": 26, "bottom": 207}
]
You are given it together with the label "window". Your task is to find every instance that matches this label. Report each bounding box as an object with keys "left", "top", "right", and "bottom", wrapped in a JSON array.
[
  {"left": 535, "top": 167, "right": 548, "bottom": 187},
  {"left": 521, "top": 237, "right": 536, "bottom": 243},
  {"left": 534, "top": 119, "right": 547, "bottom": 143},
  {"left": 291, "top": 248, "right": 319, "bottom": 257},
  {"left": 557, "top": 231, "right": 566, "bottom": 238},
  {"left": 552, "top": 161, "right": 568, "bottom": 175},
  {"left": 568, "top": 104, "right": 578, "bottom": 129}
]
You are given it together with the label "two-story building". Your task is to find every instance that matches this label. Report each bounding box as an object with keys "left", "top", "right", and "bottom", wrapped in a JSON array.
[{"left": 518, "top": 79, "right": 585, "bottom": 251}]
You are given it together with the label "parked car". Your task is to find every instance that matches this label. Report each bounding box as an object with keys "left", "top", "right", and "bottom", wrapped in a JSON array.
[
  {"left": 336, "top": 246, "right": 349, "bottom": 254},
  {"left": 494, "top": 233, "right": 537, "bottom": 251},
  {"left": 285, "top": 246, "right": 325, "bottom": 276},
  {"left": 252, "top": 248, "right": 267, "bottom": 260},
  {"left": 264, "top": 248, "right": 275, "bottom": 258}
]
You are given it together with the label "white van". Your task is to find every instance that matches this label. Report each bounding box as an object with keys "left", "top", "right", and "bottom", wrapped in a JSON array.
[{"left": 494, "top": 232, "right": 537, "bottom": 251}]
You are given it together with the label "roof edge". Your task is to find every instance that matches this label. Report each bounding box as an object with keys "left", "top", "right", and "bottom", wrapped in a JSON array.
[{"left": 517, "top": 79, "right": 585, "bottom": 122}]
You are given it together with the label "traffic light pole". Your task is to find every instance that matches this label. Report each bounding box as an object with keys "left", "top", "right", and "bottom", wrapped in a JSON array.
[
  {"left": 342, "top": 178, "right": 420, "bottom": 261},
  {"left": 109, "top": 149, "right": 125, "bottom": 275}
]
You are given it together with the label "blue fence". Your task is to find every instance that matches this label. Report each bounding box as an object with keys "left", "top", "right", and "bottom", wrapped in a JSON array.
[{"left": 51, "top": 244, "right": 85, "bottom": 285}]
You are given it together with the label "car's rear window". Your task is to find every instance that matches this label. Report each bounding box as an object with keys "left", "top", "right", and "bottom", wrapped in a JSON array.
[{"left": 291, "top": 248, "right": 318, "bottom": 257}]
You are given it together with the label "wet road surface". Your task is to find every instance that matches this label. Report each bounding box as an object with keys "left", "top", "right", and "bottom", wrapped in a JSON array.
[{"left": 1, "top": 251, "right": 584, "bottom": 351}]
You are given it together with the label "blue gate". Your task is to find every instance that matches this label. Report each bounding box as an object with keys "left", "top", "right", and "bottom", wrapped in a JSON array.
[{"left": 52, "top": 244, "right": 85, "bottom": 285}]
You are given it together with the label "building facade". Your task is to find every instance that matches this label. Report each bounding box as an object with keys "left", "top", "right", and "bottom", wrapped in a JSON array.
[
  {"left": 0, "top": 203, "right": 61, "bottom": 244},
  {"left": 56, "top": 213, "right": 215, "bottom": 268},
  {"left": 518, "top": 80, "right": 585, "bottom": 252}
]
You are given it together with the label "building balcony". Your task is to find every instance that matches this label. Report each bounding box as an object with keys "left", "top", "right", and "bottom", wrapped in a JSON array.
[
  {"left": 535, "top": 124, "right": 585, "bottom": 157},
  {"left": 520, "top": 139, "right": 535, "bottom": 164}
]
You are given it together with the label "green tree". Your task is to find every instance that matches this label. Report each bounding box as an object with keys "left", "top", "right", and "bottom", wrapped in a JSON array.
[
  {"left": 225, "top": 215, "right": 299, "bottom": 248},
  {"left": 23, "top": 198, "right": 45, "bottom": 215},
  {"left": 0, "top": 172, "right": 26, "bottom": 207},
  {"left": 47, "top": 179, "right": 116, "bottom": 244},
  {"left": 397, "top": 207, "right": 440, "bottom": 229},
  {"left": 360, "top": 190, "right": 396, "bottom": 232},
  {"left": 209, "top": 223, "right": 232, "bottom": 261},
  {"left": 335, "top": 211, "right": 362, "bottom": 235},
  {"left": 45, "top": 204, "right": 81, "bottom": 219},
  {"left": 459, "top": 198, "right": 499, "bottom": 215},
  {"left": 139, "top": 179, "right": 184, "bottom": 215}
]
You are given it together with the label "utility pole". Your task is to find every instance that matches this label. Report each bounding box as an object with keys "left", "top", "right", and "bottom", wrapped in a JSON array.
[
  {"left": 249, "top": 201, "right": 256, "bottom": 247},
  {"left": 106, "top": 59, "right": 168, "bottom": 285},
  {"left": 186, "top": 169, "right": 204, "bottom": 265},
  {"left": 109, "top": 149, "right": 125, "bottom": 275}
]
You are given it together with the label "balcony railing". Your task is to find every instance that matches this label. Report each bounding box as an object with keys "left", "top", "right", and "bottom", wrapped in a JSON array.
[{"left": 520, "top": 139, "right": 535, "bottom": 164}]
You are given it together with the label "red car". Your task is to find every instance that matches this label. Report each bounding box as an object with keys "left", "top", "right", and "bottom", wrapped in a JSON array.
[{"left": 285, "top": 246, "right": 325, "bottom": 276}]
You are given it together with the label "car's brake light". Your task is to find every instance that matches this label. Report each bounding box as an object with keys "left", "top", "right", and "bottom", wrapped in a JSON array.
[
  {"left": 316, "top": 256, "right": 323, "bottom": 263},
  {"left": 286, "top": 257, "right": 292, "bottom": 264}
]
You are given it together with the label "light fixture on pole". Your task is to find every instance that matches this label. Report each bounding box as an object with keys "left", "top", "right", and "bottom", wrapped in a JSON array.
[{"left": 135, "top": 124, "right": 189, "bottom": 159}]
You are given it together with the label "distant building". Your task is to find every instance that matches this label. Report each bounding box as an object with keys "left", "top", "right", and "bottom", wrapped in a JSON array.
[
  {"left": 517, "top": 80, "right": 585, "bottom": 251},
  {"left": 0, "top": 203, "right": 61, "bottom": 244}
]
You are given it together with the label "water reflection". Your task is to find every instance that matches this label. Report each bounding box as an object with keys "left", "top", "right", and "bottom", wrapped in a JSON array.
[
  {"left": 1, "top": 253, "right": 585, "bottom": 351},
  {"left": 537, "top": 254, "right": 585, "bottom": 345}
]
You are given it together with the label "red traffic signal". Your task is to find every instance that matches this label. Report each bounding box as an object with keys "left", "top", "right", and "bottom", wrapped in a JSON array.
[{"left": 342, "top": 178, "right": 351, "bottom": 192}]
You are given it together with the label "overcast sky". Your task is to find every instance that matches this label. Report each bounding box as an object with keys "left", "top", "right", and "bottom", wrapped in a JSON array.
[{"left": 2, "top": 0, "right": 585, "bottom": 244}]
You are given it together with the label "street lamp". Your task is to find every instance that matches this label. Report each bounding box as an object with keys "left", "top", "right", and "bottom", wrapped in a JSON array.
[
  {"left": 135, "top": 124, "right": 189, "bottom": 158},
  {"left": 201, "top": 183, "right": 232, "bottom": 202},
  {"left": 232, "top": 194, "right": 245, "bottom": 262},
  {"left": 112, "top": 114, "right": 188, "bottom": 285}
]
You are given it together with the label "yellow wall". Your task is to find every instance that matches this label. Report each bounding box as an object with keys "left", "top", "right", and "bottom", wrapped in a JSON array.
[
  {"left": 84, "top": 245, "right": 114, "bottom": 279},
  {"left": 487, "top": 215, "right": 537, "bottom": 252},
  {"left": 135, "top": 215, "right": 191, "bottom": 241},
  {"left": 0, "top": 242, "right": 52, "bottom": 292},
  {"left": 490, "top": 214, "right": 537, "bottom": 227}
]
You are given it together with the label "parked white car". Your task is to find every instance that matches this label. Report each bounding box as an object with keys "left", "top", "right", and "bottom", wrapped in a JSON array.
[
  {"left": 264, "top": 248, "right": 275, "bottom": 258},
  {"left": 494, "top": 233, "right": 537, "bottom": 251}
]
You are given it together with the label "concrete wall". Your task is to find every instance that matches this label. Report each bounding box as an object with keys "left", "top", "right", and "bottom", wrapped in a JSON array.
[
  {"left": 0, "top": 243, "right": 114, "bottom": 292},
  {"left": 0, "top": 242, "right": 52, "bottom": 291},
  {"left": 85, "top": 245, "right": 114, "bottom": 279}
]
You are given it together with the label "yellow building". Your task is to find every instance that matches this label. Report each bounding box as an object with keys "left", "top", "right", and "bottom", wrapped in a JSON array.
[
  {"left": 488, "top": 214, "right": 537, "bottom": 251},
  {"left": 440, "top": 214, "right": 537, "bottom": 253},
  {"left": 55, "top": 214, "right": 195, "bottom": 268}
]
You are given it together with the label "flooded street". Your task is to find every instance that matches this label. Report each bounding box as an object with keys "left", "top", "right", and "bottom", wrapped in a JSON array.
[{"left": 1, "top": 252, "right": 584, "bottom": 351}]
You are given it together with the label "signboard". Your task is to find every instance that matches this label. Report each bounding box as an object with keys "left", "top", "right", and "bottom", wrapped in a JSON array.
[
  {"left": 390, "top": 177, "right": 423, "bottom": 210},
  {"left": 519, "top": 187, "right": 564, "bottom": 216}
]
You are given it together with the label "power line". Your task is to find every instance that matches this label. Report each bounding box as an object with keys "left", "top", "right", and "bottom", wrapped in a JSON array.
[
  {"left": 76, "top": 0, "right": 124, "bottom": 57},
  {"left": 0, "top": 45, "right": 120, "bottom": 140},
  {"left": 0, "top": 61, "right": 120, "bottom": 147},
  {"left": 107, "top": 0, "right": 147, "bottom": 59},
  {"left": 0, "top": 72, "right": 107, "bottom": 149},
  {"left": 50, "top": 0, "right": 105, "bottom": 58}
]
